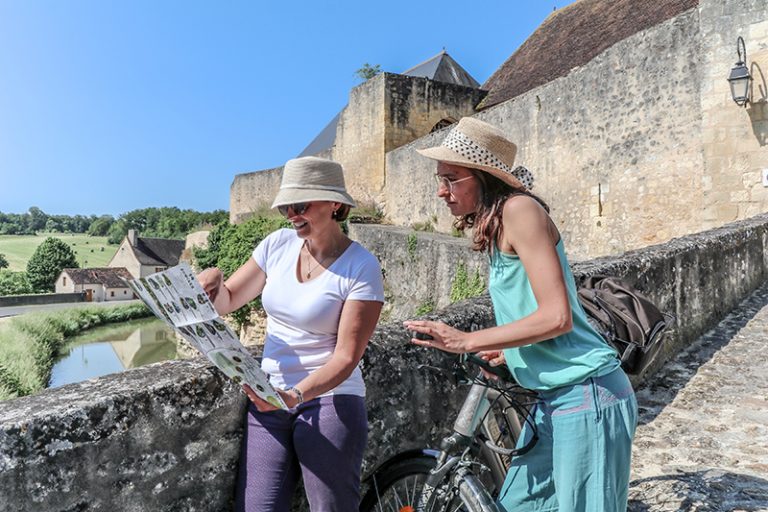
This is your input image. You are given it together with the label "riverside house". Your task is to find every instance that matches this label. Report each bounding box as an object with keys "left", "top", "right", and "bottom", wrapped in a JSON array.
[{"left": 55, "top": 267, "right": 134, "bottom": 302}]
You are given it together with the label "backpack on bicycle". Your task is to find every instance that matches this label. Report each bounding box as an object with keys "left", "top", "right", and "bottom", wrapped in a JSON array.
[{"left": 577, "top": 275, "right": 670, "bottom": 375}]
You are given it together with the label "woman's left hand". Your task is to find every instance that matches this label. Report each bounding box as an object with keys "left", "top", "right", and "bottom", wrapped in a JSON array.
[
  {"left": 403, "top": 320, "right": 470, "bottom": 354},
  {"left": 243, "top": 385, "right": 300, "bottom": 411}
]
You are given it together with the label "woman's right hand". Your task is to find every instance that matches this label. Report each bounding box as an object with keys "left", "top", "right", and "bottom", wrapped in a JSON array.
[
  {"left": 478, "top": 350, "right": 506, "bottom": 380},
  {"left": 197, "top": 267, "right": 224, "bottom": 302}
]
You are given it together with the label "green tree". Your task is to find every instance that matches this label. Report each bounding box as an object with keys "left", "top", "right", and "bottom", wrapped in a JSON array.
[
  {"left": 87, "top": 215, "right": 114, "bottom": 236},
  {"left": 0, "top": 253, "right": 8, "bottom": 269},
  {"left": 193, "top": 215, "right": 289, "bottom": 328},
  {"left": 0, "top": 270, "right": 32, "bottom": 296},
  {"left": 355, "top": 63, "right": 381, "bottom": 81},
  {"left": 26, "top": 237, "right": 79, "bottom": 292}
]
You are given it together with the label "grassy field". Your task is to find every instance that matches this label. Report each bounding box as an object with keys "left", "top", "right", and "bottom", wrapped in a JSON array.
[{"left": 0, "top": 233, "right": 117, "bottom": 271}]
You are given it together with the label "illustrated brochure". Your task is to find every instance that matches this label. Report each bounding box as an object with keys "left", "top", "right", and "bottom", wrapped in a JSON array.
[{"left": 124, "top": 263, "right": 287, "bottom": 409}]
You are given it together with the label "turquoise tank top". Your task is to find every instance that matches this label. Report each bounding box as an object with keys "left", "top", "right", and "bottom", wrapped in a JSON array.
[{"left": 489, "top": 240, "right": 620, "bottom": 391}]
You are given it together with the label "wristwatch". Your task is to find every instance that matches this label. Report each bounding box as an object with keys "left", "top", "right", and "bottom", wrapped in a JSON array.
[{"left": 289, "top": 386, "right": 304, "bottom": 405}]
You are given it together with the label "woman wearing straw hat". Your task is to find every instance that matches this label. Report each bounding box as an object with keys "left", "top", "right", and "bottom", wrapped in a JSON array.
[
  {"left": 197, "top": 156, "right": 384, "bottom": 511},
  {"left": 404, "top": 117, "right": 637, "bottom": 511}
]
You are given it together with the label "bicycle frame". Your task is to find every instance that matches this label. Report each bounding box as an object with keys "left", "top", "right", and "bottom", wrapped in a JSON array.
[{"left": 416, "top": 375, "right": 520, "bottom": 512}]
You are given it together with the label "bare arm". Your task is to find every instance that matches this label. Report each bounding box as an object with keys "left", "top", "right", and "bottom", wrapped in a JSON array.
[
  {"left": 405, "top": 195, "right": 573, "bottom": 353},
  {"left": 197, "top": 258, "right": 267, "bottom": 316}
]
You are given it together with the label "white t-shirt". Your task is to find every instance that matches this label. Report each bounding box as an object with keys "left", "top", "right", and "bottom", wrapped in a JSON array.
[{"left": 253, "top": 228, "right": 384, "bottom": 397}]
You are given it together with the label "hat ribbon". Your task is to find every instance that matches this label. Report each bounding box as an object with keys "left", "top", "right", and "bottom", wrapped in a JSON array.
[
  {"left": 279, "top": 184, "right": 348, "bottom": 192},
  {"left": 443, "top": 129, "right": 514, "bottom": 174},
  {"left": 444, "top": 129, "right": 534, "bottom": 189}
]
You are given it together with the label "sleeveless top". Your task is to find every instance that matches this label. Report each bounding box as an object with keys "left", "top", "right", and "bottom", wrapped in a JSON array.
[{"left": 489, "top": 239, "right": 620, "bottom": 391}]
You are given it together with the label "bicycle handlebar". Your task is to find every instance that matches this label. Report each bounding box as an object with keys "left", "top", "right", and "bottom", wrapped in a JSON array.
[
  {"left": 463, "top": 353, "right": 512, "bottom": 381},
  {"left": 411, "top": 331, "right": 513, "bottom": 381}
]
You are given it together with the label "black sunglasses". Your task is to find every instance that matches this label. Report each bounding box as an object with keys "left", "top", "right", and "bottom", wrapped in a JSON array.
[{"left": 277, "top": 202, "right": 311, "bottom": 216}]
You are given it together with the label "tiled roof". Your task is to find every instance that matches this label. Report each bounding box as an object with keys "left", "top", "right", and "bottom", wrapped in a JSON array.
[
  {"left": 478, "top": 0, "right": 699, "bottom": 109},
  {"left": 133, "top": 237, "right": 185, "bottom": 266},
  {"left": 62, "top": 267, "right": 133, "bottom": 288}
]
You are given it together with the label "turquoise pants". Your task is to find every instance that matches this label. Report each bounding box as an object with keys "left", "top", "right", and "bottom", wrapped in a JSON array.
[{"left": 497, "top": 368, "right": 638, "bottom": 512}]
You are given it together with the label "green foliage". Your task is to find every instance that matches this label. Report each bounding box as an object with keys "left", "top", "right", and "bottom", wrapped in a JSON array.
[
  {"left": 355, "top": 62, "right": 382, "bottom": 81},
  {"left": 0, "top": 303, "right": 151, "bottom": 400},
  {"left": 106, "top": 207, "right": 228, "bottom": 244},
  {"left": 87, "top": 215, "right": 114, "bottom": 236},
  {"left": 26, "top": 237, "right": 79, "bottom": 292},
  {"left": 411, "top": 221, "right": 434, "bottom": 232},
  {"left": 450, "top": 262, "right": 485, "bottom": 303},
  {"left": 0, "top": 253, "right": 7, "bottom": 269},
  {"left": 414, "top": 300, "right": 435, "bottom": 316},
  {"left": 193, "top": 214, "right": 289, "bottom": 329},
  {"left": 0, "top": 270, "right": 32, "bottom": 296},
  {"left": 406, "top": 233, "right": 418, "bottom": 260}
]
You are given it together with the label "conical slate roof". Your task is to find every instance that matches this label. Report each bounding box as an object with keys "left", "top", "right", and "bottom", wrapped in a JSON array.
[
  {"left": 401, "top": 50, "right": 480, "bottom": 88},
  {"left": 478, "top": 0, "right": 699, "bottom": 109},
  {"left": 299, "top": 51, "right": 480, "bottom": 157}
]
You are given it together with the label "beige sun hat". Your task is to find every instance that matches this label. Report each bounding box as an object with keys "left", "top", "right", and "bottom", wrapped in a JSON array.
[
  {"left": 271, "top": 156, "right": 357, "bottom": 209},
  {"left": 416, "top": 117, "right": 534, "bottom": 190}
]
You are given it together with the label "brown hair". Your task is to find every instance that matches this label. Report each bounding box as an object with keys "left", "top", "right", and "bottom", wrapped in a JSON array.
[{"left": 454, "top": 170, "right": 550, "bottom": 254}]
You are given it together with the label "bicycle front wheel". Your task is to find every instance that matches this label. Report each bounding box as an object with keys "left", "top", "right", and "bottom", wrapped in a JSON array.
[{"left": 359, "top": 456, "right": 498, "bottom": 512}]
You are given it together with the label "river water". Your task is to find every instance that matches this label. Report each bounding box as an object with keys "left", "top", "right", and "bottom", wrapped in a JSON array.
[{"left": 48, "top": 317, "right": 183, "bottom": 388}]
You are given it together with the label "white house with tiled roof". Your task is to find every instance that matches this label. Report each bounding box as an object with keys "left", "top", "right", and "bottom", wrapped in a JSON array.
[
  {"left": 55, "top": 267, "right": 134, "bottom": 302},
  {"left": 108, "top": 230, "right": 185, "bottom": 279}
]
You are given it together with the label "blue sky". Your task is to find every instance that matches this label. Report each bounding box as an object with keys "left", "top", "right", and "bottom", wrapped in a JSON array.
[{"left": 0, "top": 1, "right": 572, "bottom": 217}]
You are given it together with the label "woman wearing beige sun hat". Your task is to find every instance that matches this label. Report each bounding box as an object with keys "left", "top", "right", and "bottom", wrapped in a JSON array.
[
  {"left": 197, "top": 156, "right": 384, "bottom": 511},
  {"left": 405, "top": 117, "right": 638, "bottom": 512}
]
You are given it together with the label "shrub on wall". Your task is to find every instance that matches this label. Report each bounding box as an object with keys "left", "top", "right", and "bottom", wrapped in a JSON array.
[{"left": 449, "top": 262, "right": 485, "bottom": 303}]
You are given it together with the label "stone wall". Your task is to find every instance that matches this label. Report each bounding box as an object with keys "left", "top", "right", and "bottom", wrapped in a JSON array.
[
  {"left": 0, "top": 292, "right": 86, "bottom": 307},
  {"left": 3, "top": 213, "right": 768, "bottom": 511},
  {"left": 229, "top": 166, "right": 283, "bottom": 224},
  {"left": 384, "top": 4, "right": 768, "bottom": 261},
  {"left": 348, "top": 224, "right": 488, "bottom": 321},
  {"left": 699, "top": 0, "right": 768, "bottom": 227}
]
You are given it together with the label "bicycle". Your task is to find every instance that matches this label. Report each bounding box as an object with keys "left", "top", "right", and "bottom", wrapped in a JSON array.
[{"left": 359, "top": 351, "right": 539, "bottom": 512}]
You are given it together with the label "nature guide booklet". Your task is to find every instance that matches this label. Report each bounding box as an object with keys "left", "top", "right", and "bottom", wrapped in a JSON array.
[{"left": 123, "top": 262, "right": 287, "bottom": 410}]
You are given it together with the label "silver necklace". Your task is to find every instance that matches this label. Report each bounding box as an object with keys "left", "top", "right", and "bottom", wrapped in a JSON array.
[{"left": 303, "top": 240, "right": 337, "bottom": 279}]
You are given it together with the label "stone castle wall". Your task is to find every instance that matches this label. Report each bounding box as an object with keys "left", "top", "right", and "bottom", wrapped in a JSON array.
[
  {"left": 385, "top": 1, "right": 768, "bottom": 261},
  {"left": 229, "top": 74, "right": 485, "bottom": 220},
  {"left": 229, "top": 166, "right": 282, "bottom": 224},
  {"left": 699, "top": 1, "right": 768, "bottom": 228}
]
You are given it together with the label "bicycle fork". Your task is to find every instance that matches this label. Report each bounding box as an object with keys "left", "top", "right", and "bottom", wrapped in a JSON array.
[{"left": 416, "top": 381, "right": 499, "bottom": 512}]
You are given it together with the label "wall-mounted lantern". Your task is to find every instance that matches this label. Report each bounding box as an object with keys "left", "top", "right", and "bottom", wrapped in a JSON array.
[{"left": 727, "top": 36, "right": 751, "bottom": 107}]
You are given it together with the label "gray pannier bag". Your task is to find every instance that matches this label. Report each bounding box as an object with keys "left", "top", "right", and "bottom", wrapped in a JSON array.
[{"left": 577, "top": 275, "right": 671, "bottom": 375}]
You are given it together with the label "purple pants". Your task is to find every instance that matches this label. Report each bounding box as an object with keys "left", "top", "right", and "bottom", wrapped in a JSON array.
[{"left": 235, "top": 395, "right": 368, "bottom": 512}]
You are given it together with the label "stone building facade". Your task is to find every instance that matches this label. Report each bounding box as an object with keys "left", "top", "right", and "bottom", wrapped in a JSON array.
[{"left": 386, "top": 0, "right": 768, "bottom": 260}]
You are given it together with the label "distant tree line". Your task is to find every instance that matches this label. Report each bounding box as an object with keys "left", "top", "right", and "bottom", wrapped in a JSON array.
[
  {"left": 0, "top": 206, "right": 228, "bottom": 243},
  {"left": 0, "top": 206, "right": 228, "bottom": 297}
]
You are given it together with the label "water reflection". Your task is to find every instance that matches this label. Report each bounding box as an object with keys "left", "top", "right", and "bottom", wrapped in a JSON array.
[{"left": 49, "top": 318, "right": 182, "bottom": 388}]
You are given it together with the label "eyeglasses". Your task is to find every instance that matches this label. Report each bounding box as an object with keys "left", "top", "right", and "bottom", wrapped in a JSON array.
[
  {"left": 434, "top": 174, "right": 474, "bottom": 194},
  {"left": 277, "top": 202, "right": 311, "bottom": 217}
]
